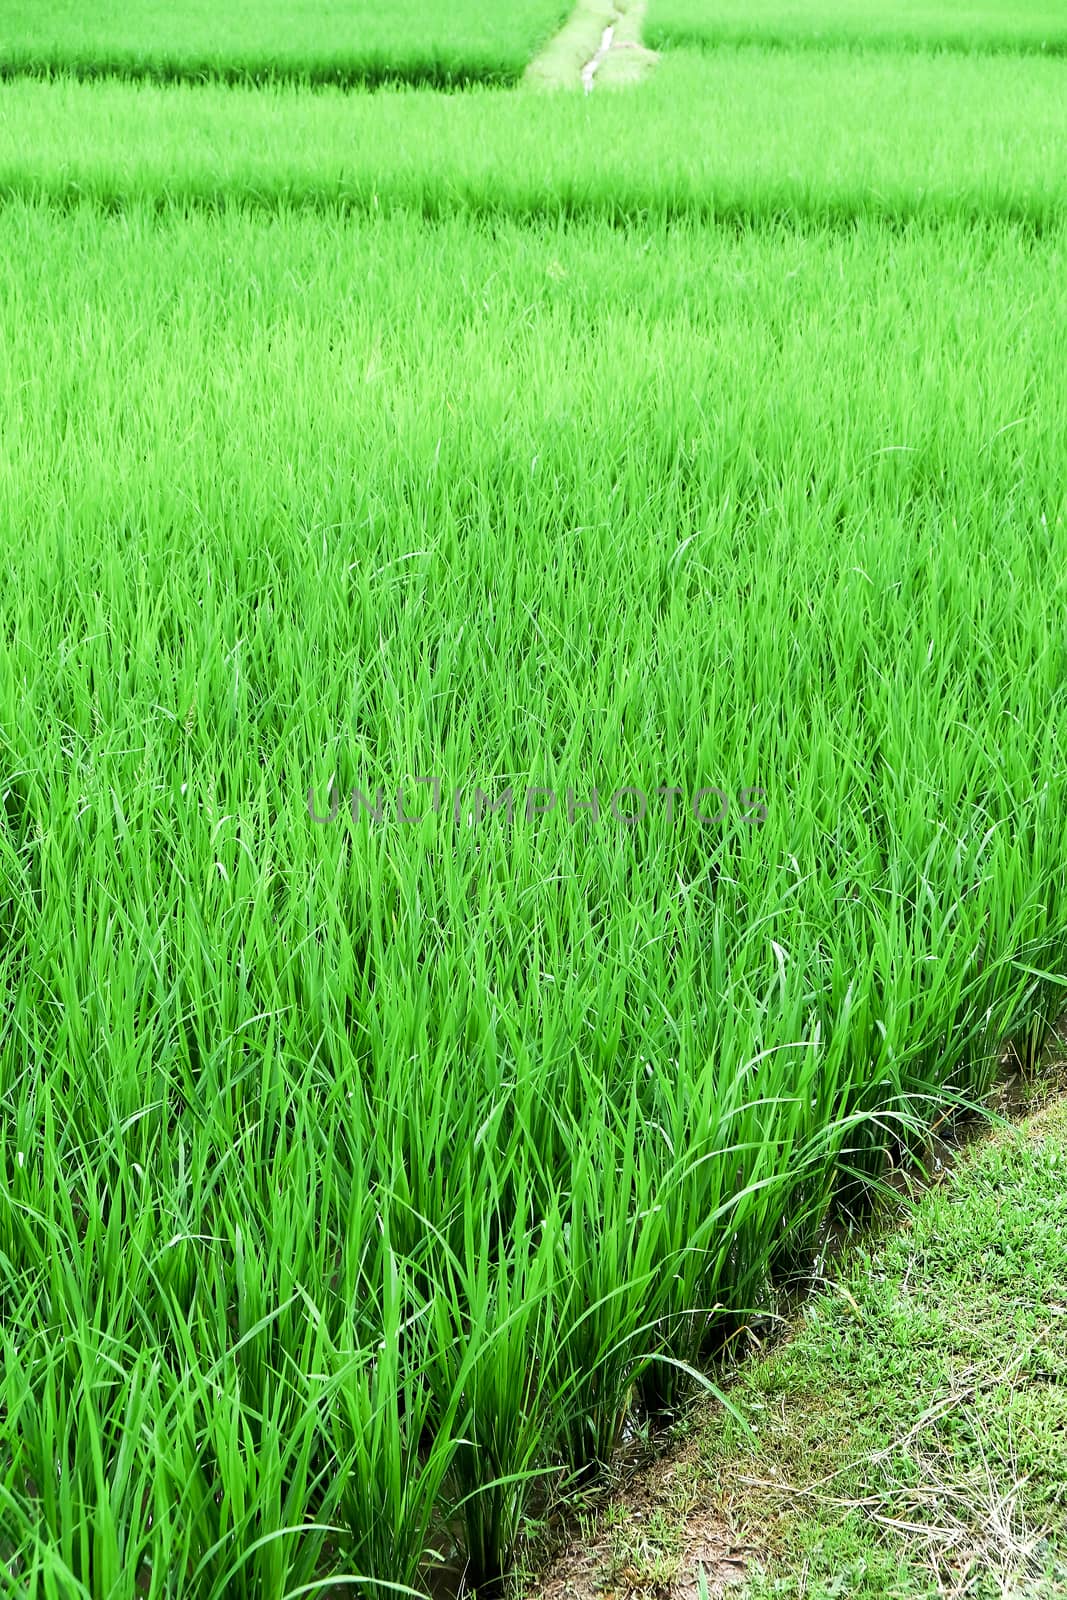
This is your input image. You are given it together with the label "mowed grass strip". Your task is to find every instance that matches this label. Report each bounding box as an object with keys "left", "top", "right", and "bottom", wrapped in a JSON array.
[
  {"left": 1, "top": 200, "right": 1067, "bottom": 1595},
  {"left": 530, "top": 1089, "right": 1067, "bottom": 1598},
  {"left": 646, "top": 0, "right": 1067, "bottom": 56},
  {"left": 727, "top": 1094, "right": 1067, "bottom": 1597},
  {"left": 1, "top": 49, "right": 1065, "bottom": 224},
  {"left": 0, "top": 0, "right": 571, "bottom": 86}
]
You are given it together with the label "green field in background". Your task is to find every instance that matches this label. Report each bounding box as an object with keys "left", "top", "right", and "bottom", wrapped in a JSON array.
[
  {"left": 2, "top": 48, "right": 1066, "bottom": 224},
  {"left": 646, "top": 0, "right": 1067, "bottom": 54},
  {"left": 0, "top": 0, "right": 571, "bottom": 84}
]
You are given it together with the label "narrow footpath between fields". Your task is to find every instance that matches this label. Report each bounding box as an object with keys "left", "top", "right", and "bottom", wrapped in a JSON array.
[{"left": 525, "top": 0, "right": 658, "bottom": 91}]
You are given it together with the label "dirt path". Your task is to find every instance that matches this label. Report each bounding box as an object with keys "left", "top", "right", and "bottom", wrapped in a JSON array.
[{"left": 525, "top": 0, "right": 658, "bottom": 92}]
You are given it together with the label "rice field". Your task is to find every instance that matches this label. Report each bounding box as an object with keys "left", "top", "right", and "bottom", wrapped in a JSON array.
[
  {"left": 2, "top": 49, "right": 1066, "bottom": 223},
  {"left": 0, "top": 0, "right": 571, "bottom": 85},
  {"left": 646, "top": 0, "right": 1067, "bottom": 54},
  {"left": 1, "top": 5, "right": 1067, "bottom": 1599}
]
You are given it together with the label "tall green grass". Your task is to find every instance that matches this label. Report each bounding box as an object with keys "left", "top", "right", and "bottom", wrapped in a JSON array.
[
  {"left": 0, "top": 0, "right": 571, "bottom": 86},
  {"left": 1, "top": 49, "right": 1065, "bottom": 225},
  {"left": 1, "top": 199, "right": 1066, "bottom": 1594},
  {"left": 647, "top": 0, "right": 1067, "bottom": 56}
]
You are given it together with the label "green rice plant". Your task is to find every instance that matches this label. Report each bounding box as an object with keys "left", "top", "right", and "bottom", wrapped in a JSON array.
[
  {"left": 547, "top": 1091, "right": 669, "bottom": 1470},
  {"left": 0, "top": 1120, "right": 351, "bottom": 1598},
  {"left": 176, "top": 1362, "right": 334, "bottom": 1600},
  {"left": 426, "top": 1191, "right": 563, "bottom": 1593},
  {"left": 320, "top": 1248, "right": 463, "bottom": 1597}
]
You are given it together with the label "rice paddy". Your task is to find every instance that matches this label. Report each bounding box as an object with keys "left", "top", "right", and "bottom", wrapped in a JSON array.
[
  {"left": 646, "top": 0, "right": 1067, "bottom": 55},
  {"left": 0, "top": 0, "right": 572, "bottom": 85},
  {"left": 1, "top": 3, "right": 1066, "bottom": 1598},
  {"left": 2, "top": 49, "right": 1066, "bottom": 224}
]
